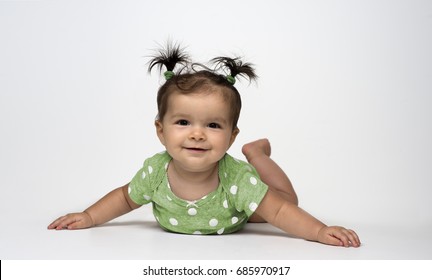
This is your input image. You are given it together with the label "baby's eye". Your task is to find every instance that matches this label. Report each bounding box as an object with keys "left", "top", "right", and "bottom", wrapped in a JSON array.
[
  {"left": 208, "top": 123, "right": 221, "bottom": 129},
  {"left": 176, "top": 120, "right": 189, "bottom": 126}
]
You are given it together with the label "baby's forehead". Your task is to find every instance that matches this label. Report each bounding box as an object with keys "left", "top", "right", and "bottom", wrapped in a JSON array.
[
  {"left": 167, "top": 90, "right": 234, "bottom": 117},
  {"left": 169, "top": 87, "right": 231, "bottom": 103}
]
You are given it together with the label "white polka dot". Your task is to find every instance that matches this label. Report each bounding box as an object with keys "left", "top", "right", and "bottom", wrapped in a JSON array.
[
  {"left": 142, "top": 171, "right": 146, "bottom": 179},
  {"left": 249, "top": 202, "right": 258, "bottom": 212},
  {"left": 223, "top": 200, "right": 228, "bottom": 208},
  {"left": 217, "top": 228, "right": 225, "bottom": 235},
  {"left": 166, "top": 195, "right": 172, "bottom": 201},
  {"left": 143, "top": 195, "right": 151, "bottom": 200},
  {"left": 202, "top": 195, "right": 208, "bottom": 200},
  {"left": 188, "top": 208, "right": 197, "bottom": 216},
  {"left": 209, "top": 218, "right": 218, "bottom": 227},
  {"left": 148, "top": 166, "right": 153, "bottom": 174},
  {"left": 230, "top": 185, "right": 238, "bottom": 195},
  {"left": 193, "top": 231, "right": 202, "bottom": 235},
  {"left": 169, "top": 218, "right": 178, "bottom": 226},
  {"left": 224, "top": 172, "right": 228, "bottom": 178},
  {"left": 250, "top": 177, "right": 257, "bottom": 185},
  {"left": 128, "top": 186, "right": 131, "bottom": 194},
  {"left": 231, "top": 217, "right": 239, "bottom": 224},
  {"left": 164, "top": 163, "right": 168, "bottom": 170}
]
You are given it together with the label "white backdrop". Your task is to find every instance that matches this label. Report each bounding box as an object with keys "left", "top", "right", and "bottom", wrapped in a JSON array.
[{"left": 1, "top": 0, "right": 431, "bottom": 259}]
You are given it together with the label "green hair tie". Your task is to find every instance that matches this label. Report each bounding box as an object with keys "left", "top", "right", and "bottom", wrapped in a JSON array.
[
  {"left": 226, "top": 75, "right": 236, "bottom": 85},
  {"left": 164, "top": 71, "right": 175, "bottom": 80}
]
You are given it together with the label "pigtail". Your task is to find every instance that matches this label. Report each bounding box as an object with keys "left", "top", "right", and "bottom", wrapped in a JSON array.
[
  {"left": 210, "top": 57, "right": 257, "bottom": 85},
  {"left": 147, "top": 43, "right": 190, "bottom": 80}
]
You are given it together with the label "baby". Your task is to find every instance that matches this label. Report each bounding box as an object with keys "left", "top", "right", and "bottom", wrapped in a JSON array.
[{"left": 48, "top": 44, "right": 360, "bottom": 247}]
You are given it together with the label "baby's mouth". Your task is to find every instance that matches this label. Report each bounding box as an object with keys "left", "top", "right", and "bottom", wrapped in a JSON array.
[{"left": 185, "top": 147, "right": 207, "bottom": 152}]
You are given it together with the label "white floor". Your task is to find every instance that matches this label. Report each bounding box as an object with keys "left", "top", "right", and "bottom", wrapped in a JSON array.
[{"left": 2, "top": 206, "right": 431, "bottom": 260}]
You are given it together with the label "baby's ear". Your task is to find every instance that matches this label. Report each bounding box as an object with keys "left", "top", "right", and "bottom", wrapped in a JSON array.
[
  {"left": 229, "top": 127, "right": 240, "bottom": 147},
  {"left": 155, "top": 120, "right": 166, "bottom": 146}
]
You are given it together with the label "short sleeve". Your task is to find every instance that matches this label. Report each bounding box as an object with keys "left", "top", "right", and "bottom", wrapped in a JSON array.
[
  {"left": 220, "top": 154, "right": 269, "bottom": 217},
  {"left": 128, "top": 152, "right": 170, "bottom": 205}
]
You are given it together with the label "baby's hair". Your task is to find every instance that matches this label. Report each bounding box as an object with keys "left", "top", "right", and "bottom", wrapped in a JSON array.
[
  {"left": 147, "top": 43, "right": 190, "bottom": 80},
  {"left": 148, "top": 42, "right": 257, "bottom": 130},
  {"left": 210, "top": 56, "right": 257, "bottom": 85}
]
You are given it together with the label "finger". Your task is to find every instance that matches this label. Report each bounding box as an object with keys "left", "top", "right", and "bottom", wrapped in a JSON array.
[
  {"left": 54, "top": 215, "right": 80, "bottom": 230},
  {"left": 47, "top": 215, "right": 68, "bottom": 229},
  {"left": 338, "top": 229, "right": 359, "bottom": 247},
  {"left": 332, "top": 232, "right": 350, "bottom": 247},
  {"left": 326, "top": 228, "right": 353, "bottom": 247},
  {"left": 66, "top": 218, "right": 89, "bottom": 230},
  {"left": 324, "top": 235, "right": 344, "bottom": 247},
  {"left": 335, "top": 228, "right": 360, "bottom": 247},
  {"left": 346, "top": 229, "right": 361, "bottom": 247},
  {"left": 48, "top": 220, "right": 58, "bottom": 229}
]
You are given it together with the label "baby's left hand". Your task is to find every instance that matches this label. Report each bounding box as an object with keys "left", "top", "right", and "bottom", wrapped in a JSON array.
[{"left": 317, "top": 226, "right": 361, "bottom": 247}]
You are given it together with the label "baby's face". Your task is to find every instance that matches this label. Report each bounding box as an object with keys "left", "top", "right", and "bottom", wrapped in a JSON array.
[{"left": 155, "top": 90, "right": 239, "bottom": 173}]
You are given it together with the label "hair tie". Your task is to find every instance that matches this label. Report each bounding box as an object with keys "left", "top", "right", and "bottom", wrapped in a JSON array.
[
  {"left": 164, "top": 71, "right": 175, "bottom": 80},
  {"left": 226, "top": 75, "right": 236, "bottom": 85}
]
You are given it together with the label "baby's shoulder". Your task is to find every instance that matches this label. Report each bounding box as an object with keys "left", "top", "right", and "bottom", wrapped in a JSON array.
[
  {"left": 219, "top": 154, "right": 260, "bottom": 187},
  {"left": 144, "top": 151, "right": 171, "bottom": 166},
  {"left": 139, "top": 151, "right": 171, "bottom": 178},
  {"left": 220, "top": 153, "right": 256, "bottom": 173}
]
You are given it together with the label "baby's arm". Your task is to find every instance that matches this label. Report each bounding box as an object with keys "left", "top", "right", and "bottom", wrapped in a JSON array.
[
  {"left": 255, "top": 189, "right": 360, "bottom": 247},
  {"left": 47, "top": 183, "right": 141, "bottom": 230}
]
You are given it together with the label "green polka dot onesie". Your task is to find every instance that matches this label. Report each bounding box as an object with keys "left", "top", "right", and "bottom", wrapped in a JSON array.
[{"left": 128, "top": 151, "right": 269, "bottom": 235}]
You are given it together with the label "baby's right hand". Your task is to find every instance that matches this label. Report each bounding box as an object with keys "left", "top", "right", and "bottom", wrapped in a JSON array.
[{"left": 47, "top": 212, "right": 94, "bottom": 230}]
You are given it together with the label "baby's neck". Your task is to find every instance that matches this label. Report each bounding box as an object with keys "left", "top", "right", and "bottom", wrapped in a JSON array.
[{"left": 167, "top": 161, "right": 219, "bottom": 201}]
